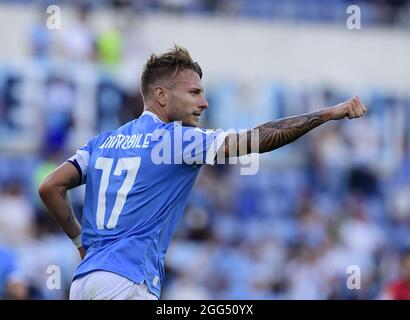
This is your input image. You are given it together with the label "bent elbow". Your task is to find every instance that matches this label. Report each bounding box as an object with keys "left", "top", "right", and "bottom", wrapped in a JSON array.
[
  {"left": 38, "top": 178, "right": 55, "bottom": 200},
  {"left": 38, "top": 181, "right": 49, "bottom": 200}
]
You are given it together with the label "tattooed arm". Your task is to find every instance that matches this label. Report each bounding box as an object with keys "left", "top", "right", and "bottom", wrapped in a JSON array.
[
  {"left": 224, "top": 96, "right": 367, "bottom": 156},
  {"left": 39, "top": 162, "right": 85, "bottom": 258}
]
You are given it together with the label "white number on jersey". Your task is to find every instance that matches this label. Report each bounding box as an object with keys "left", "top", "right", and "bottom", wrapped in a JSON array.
[{"left": 94, "top": 157, "right": 141, "bottom": 230}]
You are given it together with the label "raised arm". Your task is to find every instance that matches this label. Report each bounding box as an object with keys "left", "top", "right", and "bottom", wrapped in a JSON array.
[
  {"left": 224, "top": 96, "right": 367, "bottom": 156},
  {"left": 38, "top": 162, "right": 85, "bottom": 259}
]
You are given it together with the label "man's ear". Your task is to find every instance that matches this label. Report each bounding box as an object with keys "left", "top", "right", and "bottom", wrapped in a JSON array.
[{"left": 153, "top": 86, "right": 167, "bottom": 106}]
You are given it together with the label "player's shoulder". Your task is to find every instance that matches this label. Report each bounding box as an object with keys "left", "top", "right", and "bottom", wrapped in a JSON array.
[
  {"left": 98, "top": 118, "right": 141, "bottom": 139},
  {"left": 90, "top": 129, "right": 116, "bottom": 146},
  {"left": 164, "top": 121, "right": 215, "bottom": 134}
]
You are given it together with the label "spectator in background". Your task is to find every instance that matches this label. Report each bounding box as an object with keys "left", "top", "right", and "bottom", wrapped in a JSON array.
[
  {"left": 0, "top": 71, "right": 21, "bottom": 131},
  {"left": 0, "top": 181, "right": 35, "bottom": 247},
  {"left": 29, "top": 7, "right": 51, "bottom": 61},
  {"left": 54, "top": 5, "right": 96, "bottom": 62},
  {"left": 97, "top": 25, "right": 123, "bottom": 67},
  {"left": 0, "top": 244, "right": 28, "bottom": 300},
  {"left": 380, "top": 249, "right": 410, "bottom": 299},
  {"left": 43, "top": 75, "right": 75, "bottom": 152}
]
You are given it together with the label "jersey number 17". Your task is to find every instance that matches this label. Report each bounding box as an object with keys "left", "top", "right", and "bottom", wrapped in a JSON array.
[{"left": 94, "top": 157, "right": 141, "bottom": 230}]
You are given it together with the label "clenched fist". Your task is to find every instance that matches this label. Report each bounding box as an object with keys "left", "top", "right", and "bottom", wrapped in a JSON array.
[{"left": 328, "top": 96, "right": 367, "bottom": 121}]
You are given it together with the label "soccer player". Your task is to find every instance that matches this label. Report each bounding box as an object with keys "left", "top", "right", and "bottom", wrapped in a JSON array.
[{"left": 38, "top": 46, "right": 366, "bottom": 300}]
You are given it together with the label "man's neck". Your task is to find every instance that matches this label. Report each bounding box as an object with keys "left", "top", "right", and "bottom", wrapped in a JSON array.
[{"left": 143, "top": 106, "right": 169, "bottom": 123}]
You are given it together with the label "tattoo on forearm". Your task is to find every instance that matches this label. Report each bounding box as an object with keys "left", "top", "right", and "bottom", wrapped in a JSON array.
[
  {"left": 255, "top": 111, "right": 326, "bottom": 154},
  {"left": 223, "top": 111, "right": 328, "bottom": 157}
]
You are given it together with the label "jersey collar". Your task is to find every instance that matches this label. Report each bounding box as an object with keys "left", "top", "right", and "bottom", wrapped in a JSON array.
[{"left": 141, "top": 111, "right": 165, "bottom": 123}]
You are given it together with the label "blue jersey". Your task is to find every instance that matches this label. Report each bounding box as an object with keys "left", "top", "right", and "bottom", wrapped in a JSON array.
[{"left": 68, "top": 111, "right": 226, "bottom": 298}]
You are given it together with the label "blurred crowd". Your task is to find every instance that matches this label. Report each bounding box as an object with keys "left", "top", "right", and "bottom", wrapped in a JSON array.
[
  {"left": 160, "top": 84, "right": 410, "bottom": 299},
  {"left": 1, "top": 3, "right": 410, "bottom": 300},
  {"left": 2, "top": 69, "right": 410, "bottom": 299},
  {"left": 2, "top": 0, "right": 410, "bottom": 27}
]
